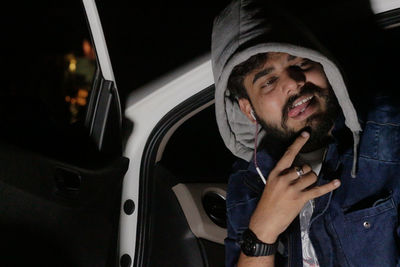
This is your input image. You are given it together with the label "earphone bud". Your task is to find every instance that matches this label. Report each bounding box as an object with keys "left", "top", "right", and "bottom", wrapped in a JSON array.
[{"left": 250, "top": 109, "right": 257, "bottom": 121}]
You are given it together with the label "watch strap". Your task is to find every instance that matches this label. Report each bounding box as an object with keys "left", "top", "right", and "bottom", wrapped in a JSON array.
[
  {"left": 241, "top": 228, "right": 278, "bottom": 256},
  {"left": 255, "top": 237, "right": 278, "bottom": 256}
]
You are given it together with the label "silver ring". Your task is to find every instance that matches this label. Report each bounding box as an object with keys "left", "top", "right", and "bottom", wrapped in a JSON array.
[{"left": 295, "top": 166, "right": 304, "bottom": 177}]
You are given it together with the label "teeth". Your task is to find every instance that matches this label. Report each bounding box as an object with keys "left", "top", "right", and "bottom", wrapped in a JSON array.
[{"left": 293, "top": 96, "right": 313, "bottom": 108}]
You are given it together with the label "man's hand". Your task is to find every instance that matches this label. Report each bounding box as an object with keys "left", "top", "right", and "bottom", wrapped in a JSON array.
[{"left": 249, "top": 131, "right": 341, "bottom": 243}]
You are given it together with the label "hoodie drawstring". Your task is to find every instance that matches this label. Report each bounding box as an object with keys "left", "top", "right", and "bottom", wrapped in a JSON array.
[
  {"left": 254, "top": 121, "right": 267, "bottom": 184},
  {"left": 351, "top": 131, "right": 360, "bottom": 178}
]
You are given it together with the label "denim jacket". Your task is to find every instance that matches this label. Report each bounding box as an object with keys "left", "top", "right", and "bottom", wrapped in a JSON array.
[{"left": 225, "top": 96, "right": 400, "bottom": 266}]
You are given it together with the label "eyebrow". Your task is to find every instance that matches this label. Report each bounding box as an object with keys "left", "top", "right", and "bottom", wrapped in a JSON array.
[
  {"left": 252, "top": 68, "right": 274, "bottom": 84},
  {"left": 251, "top": 55, "right": 299, "bottom": 84}
]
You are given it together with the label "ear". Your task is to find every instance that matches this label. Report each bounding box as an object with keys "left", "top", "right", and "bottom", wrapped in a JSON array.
[{"left": 238, "top": 98, "right": 257, "bottom": 123}]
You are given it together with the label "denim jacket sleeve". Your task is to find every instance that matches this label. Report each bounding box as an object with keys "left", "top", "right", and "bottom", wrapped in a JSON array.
[{"left": 225, "top": 170, "right": 262, "bottom": 267}]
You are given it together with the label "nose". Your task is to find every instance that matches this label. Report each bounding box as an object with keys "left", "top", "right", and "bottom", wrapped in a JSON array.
[{"left": 280, "top": 66, "right": 305, "bottom": 95}]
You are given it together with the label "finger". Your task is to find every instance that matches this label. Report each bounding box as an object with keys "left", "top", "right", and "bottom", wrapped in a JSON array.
[
  {"left": 274, "top": 132, "right": 310, "bottom": 172},
  {"left": 282, "top": 164, "right": 312, "bottom": 181},
  {"left": 303, "top": 179, "right": 341, "bottom": 199},
  {"left": 292, "top": 171, "right": 317, "bottom": 190}
]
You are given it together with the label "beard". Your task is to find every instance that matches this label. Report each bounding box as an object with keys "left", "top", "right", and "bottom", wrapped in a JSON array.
[{"left": 257, "top": 82, "right": 340, "bottom": 156}]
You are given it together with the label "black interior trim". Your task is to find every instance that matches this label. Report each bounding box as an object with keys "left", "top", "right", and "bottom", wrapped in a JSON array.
[{"left": 85, "top": 66, "right": 102, "bottom": 129}]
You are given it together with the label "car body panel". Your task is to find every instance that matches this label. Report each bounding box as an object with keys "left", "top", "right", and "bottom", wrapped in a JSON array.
[
  {"left": 120, "top": 56, "right": 214, "bottom": 259},
  {"left": 371, "top": 0, "right": 400, "bottom": 14}
]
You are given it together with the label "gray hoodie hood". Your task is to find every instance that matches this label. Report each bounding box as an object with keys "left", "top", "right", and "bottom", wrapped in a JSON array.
[{"left": 211, "top": 0, "right": 362, "bottom": 176}]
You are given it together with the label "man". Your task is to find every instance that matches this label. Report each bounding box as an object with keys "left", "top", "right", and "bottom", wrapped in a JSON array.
[{"left": 211, "top": 0, "right": 400, "bottom": 266}]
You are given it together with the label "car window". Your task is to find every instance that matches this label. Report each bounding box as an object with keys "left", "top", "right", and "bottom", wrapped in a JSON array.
[
  {"left": 1, "top": 1, "right": 98, "bottom": 159},
  {"left": 160, "top": 103, "right": 237, "bottom": 182}
]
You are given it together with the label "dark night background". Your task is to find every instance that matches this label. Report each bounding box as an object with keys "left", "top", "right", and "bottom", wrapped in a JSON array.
[
  {"left": 2, "top": 0, "right": 399, "bottom": 110},
  {"left": 95, "top": 0, "right": 231, "bottom": 105},
  {"left": 1, "top": 0, "right": 399, "bottom": 163}
]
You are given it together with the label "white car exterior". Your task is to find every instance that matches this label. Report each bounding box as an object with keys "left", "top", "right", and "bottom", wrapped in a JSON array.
[{"left": 121, "top": 57, "right": 214, "bottom": 259}]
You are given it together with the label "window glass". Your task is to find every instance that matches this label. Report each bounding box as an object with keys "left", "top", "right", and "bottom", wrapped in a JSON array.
[
  {"left": 1, "top": 1, "right": 97, "bottom": 157},
  {"left": 160, "top": 104, "right": 236, "bottom": 182}
]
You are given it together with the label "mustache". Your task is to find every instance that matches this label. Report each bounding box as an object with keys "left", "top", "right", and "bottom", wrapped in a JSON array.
[{"left": 281, "top": 83, "right": 325, "bottom": 128}]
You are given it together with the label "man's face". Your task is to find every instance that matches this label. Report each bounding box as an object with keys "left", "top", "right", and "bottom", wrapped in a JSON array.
[{"left": 239, "top": 52, "right": 339, "bottom": 152}]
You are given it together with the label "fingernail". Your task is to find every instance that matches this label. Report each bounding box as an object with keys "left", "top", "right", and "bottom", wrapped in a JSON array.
[
  {"left": 333, "top": 179, "right": 341, "bottom": 187},
  {"left": 301, "top": 131, "right": 309, "bottom": 138}
]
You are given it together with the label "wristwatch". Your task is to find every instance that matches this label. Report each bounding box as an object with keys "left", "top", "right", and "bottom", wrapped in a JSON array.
[{"left": 239, "top": 228, "right": 278, "bottom": 256}]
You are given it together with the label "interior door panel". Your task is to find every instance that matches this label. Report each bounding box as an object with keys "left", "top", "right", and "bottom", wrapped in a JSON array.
[
  {"left": 0, "top": 141, "right": 128, "bottom": 266},
  {"left": 146, "top": 165, "right": 204, "bottom": 267},
  {"left": 172, "top": 183, "right": 227, "bottom": 245},
  {"left": 146, "top": 164, "right": 225, "bottom": 267}
]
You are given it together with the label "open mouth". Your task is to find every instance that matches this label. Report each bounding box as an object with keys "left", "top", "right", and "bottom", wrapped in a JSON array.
[{"left": 288, "top": 95, "right": 314, "bottom": 119}]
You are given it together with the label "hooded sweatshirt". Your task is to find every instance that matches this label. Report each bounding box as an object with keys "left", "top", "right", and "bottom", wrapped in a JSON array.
[
  {"left": 211, "top": 0, "right": 362, "bottom": 176},
  {"left": 211, "top": 1, "right": 400, "bottom": 266}
]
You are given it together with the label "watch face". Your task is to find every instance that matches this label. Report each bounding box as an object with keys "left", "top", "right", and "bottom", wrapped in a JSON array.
[{"left": 241, "top": 230, "right": 257, "bottom": 256}]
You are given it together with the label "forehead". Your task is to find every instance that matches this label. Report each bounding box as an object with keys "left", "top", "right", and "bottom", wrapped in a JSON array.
[{"left": 258, "top": 52, "right": 299, "bottom": 67}]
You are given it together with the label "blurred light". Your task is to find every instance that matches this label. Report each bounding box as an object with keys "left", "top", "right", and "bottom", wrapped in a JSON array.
[
  {"left": 77, "top": 89, "right": 88, "bottom": 98},
  {"left": 77, "top": 97, "right": 87, "bottom": 106},
  {"left": 82, "top": 39, "right": 95, "bottom": 60},
  {"left": 69, "top": 58, "right": 77, "bottom": 72}
]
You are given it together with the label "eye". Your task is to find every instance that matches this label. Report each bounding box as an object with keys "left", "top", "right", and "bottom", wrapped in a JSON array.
[
  {"left": 295, "top": 59, "right": 312, "bottom": 70},
  {"left": 261, "top": 76, "right": 277, "bottom": 89}
]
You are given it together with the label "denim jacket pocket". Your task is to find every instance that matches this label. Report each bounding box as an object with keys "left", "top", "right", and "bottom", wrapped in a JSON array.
[
  {"left": 340, "top": 195, "right": 399, "bottom": 267},
  {"left": 343, "top": 195, "right": 395, "bottom": 222}
]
